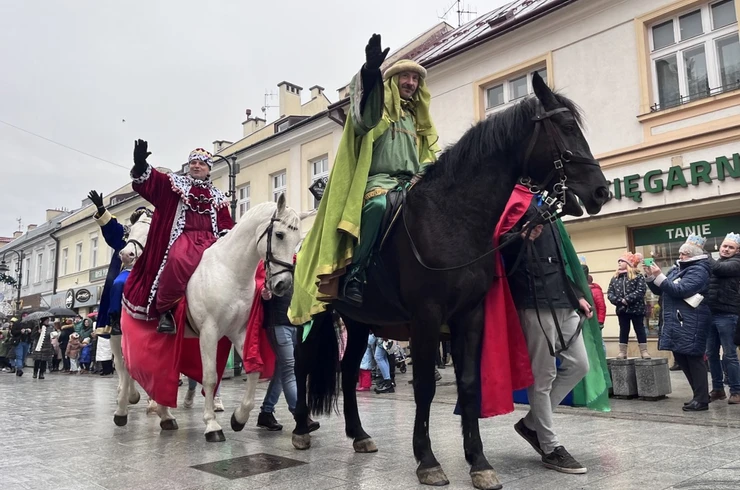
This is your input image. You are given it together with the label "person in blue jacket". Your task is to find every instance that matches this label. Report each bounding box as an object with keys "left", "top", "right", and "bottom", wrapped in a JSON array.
[{"left": 644, "top": 234, "right": 712, "bottom": 412}]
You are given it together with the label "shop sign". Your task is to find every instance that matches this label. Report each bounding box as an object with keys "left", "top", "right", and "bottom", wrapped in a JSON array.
[
  {"left": 89, "top": 265, "right": 108, "bottom": 283},
  {"left": 65, "top": 289, "right": 75, "bottom": 309},
  {"left": 75, "top": 289, "right": 91, "bottom": 303},
  {"left": 611, "top": 153, "right": 740, "bottom": 203},
  {"left": 633, "top": 215, "right": 740, "bottom": 246}
]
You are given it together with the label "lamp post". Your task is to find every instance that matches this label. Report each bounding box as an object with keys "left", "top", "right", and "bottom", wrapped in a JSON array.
[
  {"left": 0, "top": 249, "right": 25, "bottom": 314},
  {"left": 211, "top": 154, "right": 240, "bottom": 219}
]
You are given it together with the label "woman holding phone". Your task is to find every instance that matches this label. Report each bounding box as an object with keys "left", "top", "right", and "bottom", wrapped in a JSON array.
[
  {"left": 607, "top": 252, "right": 649, "bottom": 359},
  {"left": 644, "top": 234, "right": 712, "bottom": 412}
]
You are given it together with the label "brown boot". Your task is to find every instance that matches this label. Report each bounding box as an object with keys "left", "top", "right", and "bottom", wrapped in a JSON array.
[
  {"left": 728, "top": 393, "right": 740, "bottom": 404},
  {"left": 617, "top": 343, "right": 628, "bottom": 359},
  {"left": 709, "top": 389, "right": 727, "bottom": 402},
  {"left": 638, "top": 343, "right": 651, "bottom": 359}
]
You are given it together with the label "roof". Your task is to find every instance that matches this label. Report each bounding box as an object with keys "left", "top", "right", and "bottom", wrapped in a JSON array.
[
  {"left": 416, "top": 0, "right": 577, "bottom": 66},
  {"left": 0, "top": 211, "right": 72, "bottom": 253}
]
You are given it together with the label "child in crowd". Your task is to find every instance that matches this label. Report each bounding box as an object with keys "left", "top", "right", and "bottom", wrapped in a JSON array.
[
  {"left": 79, "top": 338, "right": 93, "bottom": 374},
  {"left": 65, "top": 333, "right": 82, "bottom": 374},
  {"left": 50, "top": 331, "right": 61, "bottom": 372}
]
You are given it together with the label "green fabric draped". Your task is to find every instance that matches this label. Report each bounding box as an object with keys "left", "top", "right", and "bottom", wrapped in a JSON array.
[{"left": 557, "top": 220, "right": 611, "bottom": 411}]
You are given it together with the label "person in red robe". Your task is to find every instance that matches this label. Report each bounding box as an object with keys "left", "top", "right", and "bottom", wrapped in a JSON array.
[{"left": 123, "top": 140, "right": 234, "bottom": 333}]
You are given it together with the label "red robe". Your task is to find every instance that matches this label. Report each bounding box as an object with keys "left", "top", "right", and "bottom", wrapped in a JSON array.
[
  {"left": 122, "top": 166, "right": 233, "bottom": 320},
  {"left": 479, "top": 185, "right": 535, "bottom": 417},
  {"left": 242, "top": 261, "right": 276, "bottom": 379}
]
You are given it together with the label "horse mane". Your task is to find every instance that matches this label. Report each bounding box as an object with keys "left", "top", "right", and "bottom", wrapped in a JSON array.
[
  {"left": 423, "top": 92, "right": 583, "bottom": 186},
  {"left": 236, "top": 200, "right": 300, "bottom": 231}
]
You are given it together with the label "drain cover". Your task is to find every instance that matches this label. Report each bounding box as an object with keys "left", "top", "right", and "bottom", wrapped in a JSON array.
[{"left": 191, "top": 453, "right": 306, "bottom": 479}]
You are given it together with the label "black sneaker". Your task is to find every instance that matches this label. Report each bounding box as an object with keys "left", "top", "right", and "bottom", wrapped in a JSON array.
[
  {"left": 434, "top": 369, "right": 442, "bottom": 382},
  {"left": 16, "top": 369, "right": 23, "bottom": 377},
  {"left": 307, "top": 417, "right": 320, "bottom": 433},
  {"left": 514, "top": 419, "right": 544, "bottom": 456},
  {"left": 342, "top": 278, "right": 363, "bottom": 307},
  {"left": 157, "top": 311, "right": 177, "bottom": 335},
  {"left": 257, "top": 411, "right": 283, "bottom": 431},
  {"left": 541, "top": 446, "right": 587, "bottom": 474},
  {"left": 374, "top": 379, "right": 395, "bottom": 394}
]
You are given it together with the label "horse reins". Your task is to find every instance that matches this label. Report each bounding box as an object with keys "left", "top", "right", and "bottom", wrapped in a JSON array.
[{"left": 257, "top": 211, "right": 295, "bottom": 290}]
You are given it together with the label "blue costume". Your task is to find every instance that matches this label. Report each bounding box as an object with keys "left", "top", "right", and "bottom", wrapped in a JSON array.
[{"left": 93, "top": 210, "right": 127, "bottom": 336}]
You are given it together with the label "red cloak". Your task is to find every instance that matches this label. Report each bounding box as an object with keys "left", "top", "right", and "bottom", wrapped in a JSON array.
[{"left": 242, "top": 261, "right": 276, "bottom": 379}]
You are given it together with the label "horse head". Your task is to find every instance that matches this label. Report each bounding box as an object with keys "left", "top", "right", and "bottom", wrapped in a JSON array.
[
  {"left": 522, "top": 72, "right": 610, "bottom": 217},
  {"left": 120, "top": 208, "right": 153, "bottom": 267},
  {"left": 254, "top": 194, "right": 301, "bottom": 297}
]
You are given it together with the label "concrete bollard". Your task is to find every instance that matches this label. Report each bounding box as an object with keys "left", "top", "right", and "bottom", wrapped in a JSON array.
[
  {"left": 634, "top": 358, "right": 672, "bottom": 400},
  {"left": 610, "top": 358, "right": 638, "bottom": 398}
]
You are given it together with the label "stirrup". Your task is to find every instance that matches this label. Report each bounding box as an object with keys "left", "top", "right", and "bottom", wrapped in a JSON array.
[
  {"left": 341, "top": 278, "right": 364, "bottom": 307},
  {"left": 157, "top": 311, "right": 177, "bottom": 334}
]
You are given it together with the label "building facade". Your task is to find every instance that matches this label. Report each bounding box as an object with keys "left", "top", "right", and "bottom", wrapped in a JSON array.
[{"left": 419, "top": 0, "right": 740, "bottom": 355}]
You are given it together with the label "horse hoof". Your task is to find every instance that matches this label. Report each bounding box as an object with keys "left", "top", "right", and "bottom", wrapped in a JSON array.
[
  {"left": 113, "top": 414, "right": 128, "bottom": 427},
  {"left": 292, "top": 433, "right": 311, "bottom": 450},
  {"left": 159, "top": 419, "right": 179, "bottom": 431},
  {"left": 205, "top": 430, "right": 226, "bottom": 443},
  {"left": 353, "top": 438, "right": 378, "bottom": 453},
  {"left": 128, "top": 392, "right": 141, "bottom": 405},
  {"left": 471, "top": 470, "right": 502, "bottom": 490},
  {"left": 417, "top": 466, "right": 449, "bottom": 486},
  {"left": 230, "top": 413, "right": 246, "bottom": 432}
]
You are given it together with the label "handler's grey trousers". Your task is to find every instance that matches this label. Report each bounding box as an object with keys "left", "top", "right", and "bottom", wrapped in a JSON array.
[{"left": 519, "top": 308, "right": 589, "bottom": 455}]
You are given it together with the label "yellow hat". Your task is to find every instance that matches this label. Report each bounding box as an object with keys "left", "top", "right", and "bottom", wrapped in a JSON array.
[
  {"left": 383, "top": 59, "right": 427, "bottom": 80},
  {"left": 10, "top": 317, "right": 18, "bottom": 322}
]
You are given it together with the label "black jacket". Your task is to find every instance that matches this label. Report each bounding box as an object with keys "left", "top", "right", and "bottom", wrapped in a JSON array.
[
  {"left": 607, "top": 273, "right": 647, "bottom": 316},
  {"left": 707, "top": 255, "right": 740, "bottom": 314},
  {"left": 501, "top": 202, "right": 581, "bottom": 310},
  {"left": 264, "top": 284, "right": 294, "bottom": 328}
]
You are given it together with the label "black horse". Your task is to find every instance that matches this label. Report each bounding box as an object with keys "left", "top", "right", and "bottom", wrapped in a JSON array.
[{"left": 292, "top": 73, "right": 610, "bottom": 490}]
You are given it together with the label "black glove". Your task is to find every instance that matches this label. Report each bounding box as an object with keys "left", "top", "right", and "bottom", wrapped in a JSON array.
[
  {"left": 88, "top": 190, "right": 105, "bottom": 217},
  {"left": 365, "top": 34, "right": 389, "bottom": 72},
  {"left": 132, "top": 139, "right": 151, "bottom": 177}
]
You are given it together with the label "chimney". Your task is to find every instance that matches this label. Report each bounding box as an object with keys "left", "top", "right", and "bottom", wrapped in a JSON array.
[
  {"left": 242, "top": 115, "right": 266, "bottom": 137},
  {"left": 277, "top": 81, "right": 302, "bottom": 117},
  {"left": 45, "top": 209, "right": 65, "bottom": 222},
  {"left": 212, "top": 140, "right": 234, "bottom": 154},
  {"left": 309, "top": 85, "right": 325, "bottom": 99},
  {"left": 27, "top": 224, "right": 37, "bottom": 231},
  {"left": 13, "top": 231, "right": 22, "bottom": 239}
]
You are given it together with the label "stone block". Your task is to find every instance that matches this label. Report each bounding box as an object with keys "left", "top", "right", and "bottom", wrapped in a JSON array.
[
  {"left": 634, "top": 358, "right": 672, "bottom": 399},
  {"left": 610, "top": 358, "right": 638, "bottom": 398},
  {"left": 606, "top": 359, "right": 614, "bottom": 397}
]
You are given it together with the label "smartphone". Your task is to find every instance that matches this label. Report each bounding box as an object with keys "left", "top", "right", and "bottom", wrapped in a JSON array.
[{"left": 643, "top": 258, "right": 655, "bottom": 267}]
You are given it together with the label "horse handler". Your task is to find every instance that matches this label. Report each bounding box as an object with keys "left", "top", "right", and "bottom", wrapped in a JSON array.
[{"left": 501, "top": 186, "right": 610, "bottom": 475}]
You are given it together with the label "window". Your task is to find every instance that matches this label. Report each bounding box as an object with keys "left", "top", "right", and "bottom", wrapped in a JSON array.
[
  {"left": 237, "top": 183, "right": 251, "bottom": 219},
  {"left": 272, "top": 171, "right": 286, "bottom": 202},
  {"left": 485, "top": 67, "right": 547, "bottom": 111},
  {"left": 35, "top": 252, "right": 43, "bottom": 283},
  {"left": 649, "top": 1, "right": 739, "bottom": 110},
  {"left": 90, "top": 236, "right": 98, "bottom": 268},
  {"left": 23, "top": 257, "right": 30, "bottom": 286},
  {"left": 310, "top": 156, "right": 329, "bottom": 210},
  {"left": 61, "top": 248, "right": 68, "bottom": 276},
  {"left": 48, "top": 249, "right": 55, "bottom": 281},
  {"left": 75, "top": 243, "right": 82, "bottom": 272}
]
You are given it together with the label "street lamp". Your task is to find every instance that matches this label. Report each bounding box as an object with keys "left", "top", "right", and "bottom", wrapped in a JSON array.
[
  {"left": 211, "top": 154, "right": 240, "bottom": 219},
  {"left": 0, "top": 249, "right": 25, "bottom": 314}
]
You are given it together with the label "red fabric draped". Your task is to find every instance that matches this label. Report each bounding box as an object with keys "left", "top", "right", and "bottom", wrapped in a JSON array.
[{"left": 242, "top": 261, "right": 276, "bottom": 379}]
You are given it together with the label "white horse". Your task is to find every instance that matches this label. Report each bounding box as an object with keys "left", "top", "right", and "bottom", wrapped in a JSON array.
[{"left": 187, "top": 194, "right": 301, "bottom": 442}]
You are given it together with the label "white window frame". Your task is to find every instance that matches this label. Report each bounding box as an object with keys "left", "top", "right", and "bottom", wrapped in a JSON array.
[
  {"left": 48, "top": 249, "right": 55, "bottom": 281},
  {"left": 484, "top": 66, "right": 548, "bottom": 114},
  {"left": 236, "top": 183, "right": 251, "bottom": 219},
  {"left": 61, "top": 248, "right": 68, "bottom": 276},
  {"left": 309, "top": 156, "right": 329, "bottom": 210},
  {"left": 649, "top": 0, "right": 739, "bottom": 109},
  {"left": 23, "top": 257, "right": 30, "bottom": 286},
  {"left": 75, "top": 242, "right": 83, "bottom": 272},
  {"left": 35, "top": 252, "right": 43, "bottom": 283},
  {"left": 272, "top": 171, "right": 287, "bottom": 202},
  {"left": 90, "top": 234, "right": 98, "bottom": 268}
]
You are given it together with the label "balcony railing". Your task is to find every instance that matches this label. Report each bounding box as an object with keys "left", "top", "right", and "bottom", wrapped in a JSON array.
[{"left": 650, "top": 80, "right": 740, "bottom": 112}]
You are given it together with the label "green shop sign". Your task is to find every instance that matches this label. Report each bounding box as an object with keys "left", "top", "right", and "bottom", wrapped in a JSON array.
[
  {"left": 611, "top": 153, "right": 740, "bottom": 203},
  {"left": 633, "top": 215, "right": 740, "bottom": 246}
]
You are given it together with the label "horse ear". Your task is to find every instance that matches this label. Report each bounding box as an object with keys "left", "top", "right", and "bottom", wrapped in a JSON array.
[
  {"left": 277, "top": 193, "right": 286, "bottom": 214},
  {"left": 532, "top": 71, "right": 558, "bottom": 110}
]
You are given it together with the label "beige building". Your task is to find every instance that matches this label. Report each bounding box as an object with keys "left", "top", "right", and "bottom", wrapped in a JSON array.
[{"left": 418, "top": 0, "right": 740, "bottom": 356}]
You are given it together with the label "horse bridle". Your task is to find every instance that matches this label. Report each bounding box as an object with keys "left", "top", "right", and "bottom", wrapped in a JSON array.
[
  {"left": 257, "top": 211, "right": 295, "bottom": 289},
  {"left": 518, "top": 104, "right": 601, "bottom": 215}
]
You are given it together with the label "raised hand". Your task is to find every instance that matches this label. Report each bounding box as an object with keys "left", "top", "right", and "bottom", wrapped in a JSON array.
[
  {"left": 133, "top": 139, "right": 151, "bottom": 166},
  {"left": 365, "top": 33, "right": 390, "bottom": 71},
  {"left": 88, "top": 190, "right": 104, "bottom": 210}
]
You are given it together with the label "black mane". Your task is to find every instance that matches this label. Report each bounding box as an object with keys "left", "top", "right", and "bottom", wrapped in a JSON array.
[{"left": 423, "top": 93, "right": 583, "bottom": 186}]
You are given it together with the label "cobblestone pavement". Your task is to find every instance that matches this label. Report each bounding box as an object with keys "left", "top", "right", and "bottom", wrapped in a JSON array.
[{"left": 2, "top": 367, "right": 740, "bottom": 489}]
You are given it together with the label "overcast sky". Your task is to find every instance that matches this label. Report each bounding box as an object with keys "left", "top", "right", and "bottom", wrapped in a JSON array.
[{"left": 0, "top": 0, "right": 511, "bottom": 236}]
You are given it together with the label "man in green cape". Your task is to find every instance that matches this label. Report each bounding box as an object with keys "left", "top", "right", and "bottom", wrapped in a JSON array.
[
  {"left": 501, "top": 188, "right": 610, "bottom": 475},
  {"left": 289, "top": 34, "right": 439, "bottom": 324}
]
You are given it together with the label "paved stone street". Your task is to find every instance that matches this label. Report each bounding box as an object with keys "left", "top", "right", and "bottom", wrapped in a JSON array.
[{"left": 2, "top": 367, "right": 740, "bottom": 490}]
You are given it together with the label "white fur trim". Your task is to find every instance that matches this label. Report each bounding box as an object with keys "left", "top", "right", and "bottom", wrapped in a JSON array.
[{"left": 132, "top": 165, "right": 152, "bottom": 184}]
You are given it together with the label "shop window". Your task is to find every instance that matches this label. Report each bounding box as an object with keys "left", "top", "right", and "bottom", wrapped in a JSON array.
[
  {"left": 649, "top": 1, "right": 739, "bottom": 111},
  {"left": 631, "top": 214, "right": 740, "bottom": 336}
]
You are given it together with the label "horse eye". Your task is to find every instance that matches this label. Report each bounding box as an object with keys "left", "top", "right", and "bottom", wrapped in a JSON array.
[
  {"left": 564, "top": 124, "right": 576, "bottom": 133},
  {"left": 276, "top": 232, "right": 285, "bottom": 240}
]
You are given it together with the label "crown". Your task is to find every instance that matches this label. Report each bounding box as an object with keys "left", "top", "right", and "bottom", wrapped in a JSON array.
[
  {"left": 685, "top": 234, "right": 707, "bottom": 248},
  {"left": 725, "top": 232, "right": 740, "bottom": 244},
  {"left": 188, "top": 148, "right": 214, "bottom": 168}
]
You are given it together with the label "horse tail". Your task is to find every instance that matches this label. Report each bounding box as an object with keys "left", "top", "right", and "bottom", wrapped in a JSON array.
[{"left": 306, "top": 309, "right": 340, "bottom": 416}]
